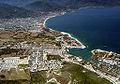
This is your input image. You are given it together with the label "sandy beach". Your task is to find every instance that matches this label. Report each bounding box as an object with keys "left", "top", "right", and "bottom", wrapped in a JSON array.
[
  {"left": 43, "top": 13, "right": 86, "bottom": 49},
  {"left": 43, "top": 12, "right": 66, "bottom": 28},
  {"left": 61, "top": 32, "right": 86, "bottom": 49}
]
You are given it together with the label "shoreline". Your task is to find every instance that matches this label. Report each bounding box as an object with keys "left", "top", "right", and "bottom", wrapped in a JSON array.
[
  {"left": 42, "top": 11, "right": 120, "bottom": 84},
  {"left": 43, "top": 12, "right": 86, "bottom": 49},
  {"left": 43, "top": 12, "right": 66, "bottom": 28},
  {"left": 61, "top": 32, "right": 86, "bottom": 49}
]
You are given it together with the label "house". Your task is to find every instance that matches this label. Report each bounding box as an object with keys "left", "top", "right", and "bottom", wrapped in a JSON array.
[
  {"left": 44, "top": 48, "right": 60, "bottom": 55},
  {"left": 2, "top": 57, "right": 20, "bottom": 71}
]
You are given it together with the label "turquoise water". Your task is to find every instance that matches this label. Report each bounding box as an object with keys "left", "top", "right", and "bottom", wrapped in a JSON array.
[{"left": 45, "top": 7, "right": 120, "bottom": 61}]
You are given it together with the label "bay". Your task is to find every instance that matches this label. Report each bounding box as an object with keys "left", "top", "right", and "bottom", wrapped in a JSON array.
[{"left": 45, "top": 6, "right": 120, "bottom": 61}]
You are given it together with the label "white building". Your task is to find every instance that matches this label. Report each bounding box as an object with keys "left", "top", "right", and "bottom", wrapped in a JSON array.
[
  {"left": 44, "top": 48, "right": 60, "bottom": 55},
  {"left": 103, "top": 59, "right": 117, "bottom": 65},
  {"left": 2, "top": 57, "right": 20, "bottom": 71},
  {"left": 0, "top": 58, "right": 3, "bottom": 72}
]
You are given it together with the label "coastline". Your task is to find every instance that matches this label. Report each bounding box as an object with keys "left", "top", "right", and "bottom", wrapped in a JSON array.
[
  {"left": 43, "top": 12, "right": 66, "bottom": 28},
  {"left": 61, "top": 32, "right": 86, "bottom": 49},
  {"left": 42, "top": 12, "right": 120, "bottom": 84},
  {"left": 43, "top": 12, "right": 86, "bottom": 49}
]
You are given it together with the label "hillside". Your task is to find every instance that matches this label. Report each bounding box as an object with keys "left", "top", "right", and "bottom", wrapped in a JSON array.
[
  {"left": 26, "top": 0, "right": 120, "bottom": 11},
  {"left": 25, "top": 1, "right": 65, "bottom": 11},
  {"left": 0, "top": 0, "right": 36, "bottom": 6},
  {"left": 0, "top": 0, "right": 120, "bottom": 18},
  {"left": 0, "top": 3, "right": 33, "bottom": 18},
  {"left": 1, "top": 0, "right": 120, "bottom": 12}
]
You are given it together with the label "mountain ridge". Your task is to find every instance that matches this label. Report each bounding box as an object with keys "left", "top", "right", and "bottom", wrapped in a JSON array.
[
  {"left": 25, "top": 1, "right": 65, "bottom": 11},
  {"left": 0, "top": 0, "right": 120, "bottom": 18},
  {"left": 0, "top": 0, "right": 36, "bottom": 6},
  {"left": 0, "top": 3, "right": 33, "bottom": 19},
  {"left": 25, "top": 0, "right": 120, "bottom": 11}
]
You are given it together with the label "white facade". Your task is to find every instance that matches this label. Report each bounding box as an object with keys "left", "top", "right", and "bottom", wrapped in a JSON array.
[{"left": 1, "top": 57, "right": 20, "bottom": 71}]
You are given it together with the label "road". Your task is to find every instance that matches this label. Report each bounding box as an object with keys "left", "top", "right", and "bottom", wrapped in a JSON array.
[{"left": 56, "top": 36, "right": 120, "bottom": 84}]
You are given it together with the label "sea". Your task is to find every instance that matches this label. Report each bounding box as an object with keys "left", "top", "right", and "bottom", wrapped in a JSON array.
[{"left": 45, "top": 6, "right": 120, "bottom": 61}]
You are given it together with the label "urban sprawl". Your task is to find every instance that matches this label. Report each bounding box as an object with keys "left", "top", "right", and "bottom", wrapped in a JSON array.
[{"left": 0, "top": 12, "right": 119, "bottom": 84}]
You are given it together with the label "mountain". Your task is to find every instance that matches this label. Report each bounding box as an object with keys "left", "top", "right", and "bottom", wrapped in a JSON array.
[
  {"left": 1, "top": 0, "right": 120, "bottom": 12},
  {"left": 0, "top": 0, "right": 120, "bottom": 18},
  {"left": 0, "top": 0, "right": 36, "bottom": 6},
  {"left": 25, "top": 1, "right": 65, "bottom": 11},
  {"left": 26, "top": 0, "right": 120, "bottom": 11},
  {"left": 0, "top": 3, "right": 33, "bottom": 18},
  {"left": 42, "top": 0, "right": 120, "bottom": 7},
  {"left": 38, "top": 0, "right": 120, "bottom": 5}
]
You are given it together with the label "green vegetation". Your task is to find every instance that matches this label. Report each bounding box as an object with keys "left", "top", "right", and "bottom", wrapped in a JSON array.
[
  {"left": 30, "top": 33, "right": 39, "bottom": 38},
  {"left": 19, "top": 64, "right": 29, "bottom": 68},
  {"left": 0, "top": 48, "right": 25, "bottom": 57},
  {"left": 31, "top": 71, "right": 47, "bottom": 84},
  {"left": 61, "top": 62, "right": 112, "bottom": 84},
  {"left": 25, "top": 1, "right": 65, "bottom": 12},
  {"left": 47, "top": 82, "right": 56, "bottom": 84},
  {"left": 0, "top": 30, "right": 14, "bottom": 39},
  {"left": 13, "top": 31, "right": 30, "bottom": 39},
  {"left": 0, "top": 80, "right": 29, "bottom": 84},
  {"left": 25, "top": 0, "right": 120, "bottom": 12},
  {"left": 54, "top": 72, "right": 70, "bottom": 84},
  {"left": 0, "top": 3, "right": 33, "bottom": 19},
  {"left": 0, "top": 69, "right": 30, "bottom": 81},
  {"left": 0, "top": 41, "right": 3, "bottom": 47},
  {"left": 47, "top": 55, "right": 63, "bottom": 60},
  {"left": 0, "top": 0, "right": 120, "bottom": 18},
  {"left": 55, "top": 42, "right": 61, "bottom": 47},
  {"left": 0, "top": 0, "right": 35, "bottom": 6}
]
